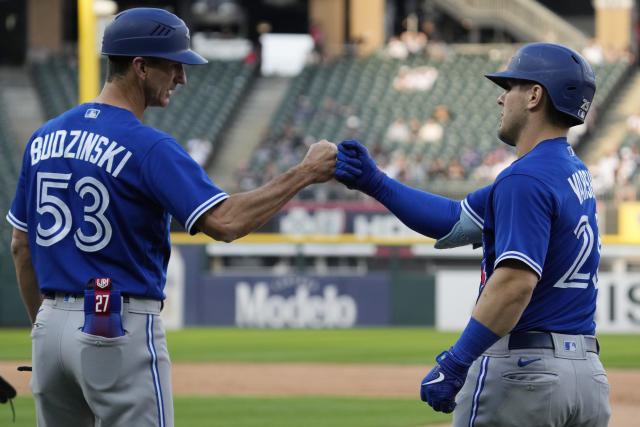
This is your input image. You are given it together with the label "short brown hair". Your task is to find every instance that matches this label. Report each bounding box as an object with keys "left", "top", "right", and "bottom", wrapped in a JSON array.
[
  {"left": 106, "top": 56, "right": 166, "bottom": 82},
  {"left": 106, "top": 56, "right": 134, "bottom": 81}
]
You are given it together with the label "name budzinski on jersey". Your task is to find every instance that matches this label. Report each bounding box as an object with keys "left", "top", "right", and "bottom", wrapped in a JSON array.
[{"left": 29, "top": 129, "right": 132, "bottom": 178}]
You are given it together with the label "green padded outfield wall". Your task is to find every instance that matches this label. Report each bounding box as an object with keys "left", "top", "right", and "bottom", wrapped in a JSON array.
[{"left": 390, "top": 273, "right": 435, "bottom": 326}]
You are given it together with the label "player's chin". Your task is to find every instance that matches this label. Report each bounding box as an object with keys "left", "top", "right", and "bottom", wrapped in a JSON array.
[{"left": 155, "top": 97, "right": 171, "bottom": 108}]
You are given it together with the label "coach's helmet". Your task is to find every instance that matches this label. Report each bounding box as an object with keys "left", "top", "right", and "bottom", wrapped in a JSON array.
[
  {"left": 101, "top": 8, "right": 207, "bottom": 65},
  {"left": 485, "top": 43, "right": 596, "bottom": 126}
]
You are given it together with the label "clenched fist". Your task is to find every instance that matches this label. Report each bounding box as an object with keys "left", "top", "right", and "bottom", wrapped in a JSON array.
[{"left": 300, "top": 139, "right": 337, "bottom": 183}]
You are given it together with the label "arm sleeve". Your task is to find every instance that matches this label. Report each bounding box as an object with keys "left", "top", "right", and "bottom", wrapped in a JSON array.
[
  {"left": 492, "top": 174, "right": 554, "bottom": 278},
  {"left": 141, "top": 138, "right": 229, "bottom": 235},
  {"left": 374, "top": 175, "right": 461, "bottom": 239}
]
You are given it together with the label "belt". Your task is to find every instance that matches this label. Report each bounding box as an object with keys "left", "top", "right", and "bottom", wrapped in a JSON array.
[
  {"left": 43, "top": 291, "right": 163, "bottom": 310},
  {"left": 44, "top": 291, "right": 136, "bottom": 303},
  {"left": 509, "top": 331, "right": 599, "bottom": 354}
]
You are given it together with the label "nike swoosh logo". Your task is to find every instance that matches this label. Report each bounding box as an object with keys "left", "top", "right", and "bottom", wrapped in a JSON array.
[
  {"left": 422, "top": 372, "right": 445, "bottom": 385},
  {"left": 517, "top": 357, "right": 542, "bottom": 367}
]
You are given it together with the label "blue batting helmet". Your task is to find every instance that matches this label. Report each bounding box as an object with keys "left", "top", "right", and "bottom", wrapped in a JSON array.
[
  {"left": 101, "top": 8, "right": 207, "bottom": 65},
  {"left": 485, "top": 43, "right": 595, "bottom": 125}
]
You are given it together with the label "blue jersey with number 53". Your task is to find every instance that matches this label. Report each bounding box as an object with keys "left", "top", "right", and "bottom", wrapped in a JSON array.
[
  {"left": 476, "top": 138, "right": 600, "bottom": 335},
  {"left": 6, "top": 103, "right": 228, "bottom": 299}
]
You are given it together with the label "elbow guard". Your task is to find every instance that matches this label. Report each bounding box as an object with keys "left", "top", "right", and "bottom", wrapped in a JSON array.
[{"left": 434, "top": 208, "right": 483, "bottom": 249}]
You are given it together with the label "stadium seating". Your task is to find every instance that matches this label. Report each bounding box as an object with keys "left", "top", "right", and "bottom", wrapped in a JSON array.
[
  {"left": 242, "top": 49, "right": 632, "bottom": 200},
  {"left": 0, "top": 101, "right": 19, "bottom": 253},
  {"left": 31, "top": 55, "right": 255, "bottom": 152}
]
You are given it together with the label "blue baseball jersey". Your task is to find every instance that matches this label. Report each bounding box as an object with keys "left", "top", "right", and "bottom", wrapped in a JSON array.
[
  {"left": 6, "top": 103, "right": 228, "bottom": 299},
  {"left": 461, "top": 184, "right": 491, "bottom": 230},
  {"left": 465, "top": 138, "right": 599, "bottom": 335}
]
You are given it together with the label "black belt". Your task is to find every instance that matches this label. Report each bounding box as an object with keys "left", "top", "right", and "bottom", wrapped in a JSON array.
[
  {"left": 43, "top": 291, "right": 145, "bottom": 304},
  {"left": 509, "top": 331, "right": 599, "bottom": 354}
]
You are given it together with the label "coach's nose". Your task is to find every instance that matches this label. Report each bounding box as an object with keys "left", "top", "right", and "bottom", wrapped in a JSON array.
[
  {"left": 176, "top": 65, "right": 186, "bottom": 85},
  {"left": 497, "top": 92, "right": 505, "bottom": 106}
]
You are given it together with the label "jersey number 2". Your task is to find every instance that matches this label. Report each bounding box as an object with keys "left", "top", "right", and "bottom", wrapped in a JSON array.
[
  {"left": 36, "top": 172, "right": 112, "bottom": 252},
  {"left": 553, "top": 215, "right": 600, "bottom": 289}
]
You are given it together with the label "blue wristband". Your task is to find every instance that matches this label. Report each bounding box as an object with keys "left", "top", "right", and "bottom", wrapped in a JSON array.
[{"left": 450, "top": 317, "right": 500, "bottom": 366}]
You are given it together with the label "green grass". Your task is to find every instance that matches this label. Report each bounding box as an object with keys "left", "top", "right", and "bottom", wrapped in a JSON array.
[
  {"left": 167, "top": 328, "right": 461, "bottom": 364},
  {"left": 4, "top": 395, "right": 452, "bottom": 427},
  {"left": 1, "top": 327, "right": 639, "bottom": 368}
]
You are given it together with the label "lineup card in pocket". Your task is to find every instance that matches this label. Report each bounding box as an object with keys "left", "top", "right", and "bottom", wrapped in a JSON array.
[{"left": 94, "top": 277, "right": 112, "bottom": 315}]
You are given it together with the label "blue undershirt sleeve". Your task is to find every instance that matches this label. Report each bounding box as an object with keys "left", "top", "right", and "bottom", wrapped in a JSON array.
[{"left": 371, "top": 175, "right": 461, "bottom": 239}]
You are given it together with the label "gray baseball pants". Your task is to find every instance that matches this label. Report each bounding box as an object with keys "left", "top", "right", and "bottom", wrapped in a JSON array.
[
  {"left": 453, "top": 333, "right": 610, "bottom": 427},
  {"left": 30, "top": 293, "right": 173, "bottom": 427}
]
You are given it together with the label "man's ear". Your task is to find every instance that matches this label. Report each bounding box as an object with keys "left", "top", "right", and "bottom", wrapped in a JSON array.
[
  {"left": 132, "top": 57, "right": 147, "bottom": 79},
  {"left": 527, "top": 84, "right": 545, "bottom": 110}
]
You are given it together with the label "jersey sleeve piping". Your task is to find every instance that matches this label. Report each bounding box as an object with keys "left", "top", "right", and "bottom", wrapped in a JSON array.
[
  {"left": 494, "top": 251, "right": 542, "bottom": 277},
  {"left": 185, "top": 192, "right": 230, "bottom": 234},
  {"left": 461, "top": 198, "right": 483, "bottom": 228},
  {"left": 6, "top": 211, "right": 28, "bottom": 232}
]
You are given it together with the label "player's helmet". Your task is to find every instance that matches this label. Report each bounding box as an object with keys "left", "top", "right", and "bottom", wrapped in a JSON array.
[
  {"left": 101, "top": 8, "right": 207, "bottom": 65},
  {"left": 485, "top": 43, "right": 596, "bottom": 126}
]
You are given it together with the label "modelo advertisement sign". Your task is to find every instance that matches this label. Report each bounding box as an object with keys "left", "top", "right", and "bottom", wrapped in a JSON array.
[{"left": 188, "top": 274, "right": 390, "bottom": 328}]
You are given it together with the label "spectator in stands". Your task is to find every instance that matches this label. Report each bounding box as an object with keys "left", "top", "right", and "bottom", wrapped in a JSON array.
[
  {"left": 433, "top": 104, "right": 451, "bottom": 123},
  {"left": 406, "top": 152, "right": 428, "bottom": 186},
  {"left": 345, "top": 112, "right": 362, "bottom": 139},
  {"left": 383, "top": 150, "right": 408, "bottom": 181},
  {"left": 418, "top": 118, "right": 444, "bottom": 143},
  {"left": 459, "top": 146, "right": 481, "bottom": 171},
  {"left": 387, "top": 36, "right": 409, "bottom": 59},
  {"left": 393, "top": 65, "right": 438, "bottom": 91},
  {"left": 613, "top": 146, "right": 638, "bottom": 202},
  {"left": 409, "top": 117, "right": 422, "bottom": 141},
  {"left": 186, "top": 137, "right": 213, "bottom": 166},
  {"left": 627, "top": 111, "right": 640, "bottom": 134},
  {"left": 421, "top": 21, "right": 450, "bottom": 61},
  {"left": 310, "top": 21, "right": 325, "bottom": 59},
  {"left": 428, "top": 156, "right": 448, "bottom": 179},
  {"left": 421, "top": 20, "right": 441, "bottom": 43},
  {"left": 472, "top": 145, "right": 516, "bottom": 181},
  {"left": 616, "top": 146, "right": 639, "bottom": 186},
  {"left": 591, "top": 148, "right": 619, "bottom": 198},
  {"left": 447, "top": 159, "right": 465, "bottom": 179},
  {"left": 582, "top": 39, "right": 605, "bottom": 65},
  {"left": 400, "top": 30, "right": 427, "bottom": 57},
  {"left": 385, "top": 118, "right": 412, "bottom": 144}
]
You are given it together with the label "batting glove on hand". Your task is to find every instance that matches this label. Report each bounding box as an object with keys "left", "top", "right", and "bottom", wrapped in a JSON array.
[
  {"left": 420, "top": 350, "right": 470, "bottom": 413},
  {"left": 334, "top": 140, "right": 385, "bottom": 197}
]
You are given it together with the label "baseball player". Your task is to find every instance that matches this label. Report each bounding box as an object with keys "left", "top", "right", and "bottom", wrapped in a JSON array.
[
  {"left": 7, "top": 8, "right": 336, "bottom": 427},
  {"left": 334, "top": 43, "right": 610, "bottom": 426}
]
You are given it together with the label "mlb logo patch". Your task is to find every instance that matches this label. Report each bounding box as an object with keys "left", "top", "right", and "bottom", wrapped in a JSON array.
[
  {"left": 564, "top": 341, "right": 577, "bottom": 352},
  {"left": 85, "top": 108, "right": 100, "bottom": 119}
]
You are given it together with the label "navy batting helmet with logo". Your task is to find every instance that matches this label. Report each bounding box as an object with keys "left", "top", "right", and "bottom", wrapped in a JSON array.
[
  {"left": 485, "top": 43, "right": 596, "bottom": 126},
  {"left": 101, "top": 8, "right": 207, "bottom": 65}
]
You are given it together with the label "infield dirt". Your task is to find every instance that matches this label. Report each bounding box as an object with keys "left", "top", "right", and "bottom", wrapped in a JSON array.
[{"left": 2, "top": 361, "right": 636, "bottom": 426}]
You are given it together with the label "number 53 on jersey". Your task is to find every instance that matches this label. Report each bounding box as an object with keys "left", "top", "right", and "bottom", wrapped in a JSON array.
[{"left": 36, "top": 171, "right": 112, "bottom": 252}]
